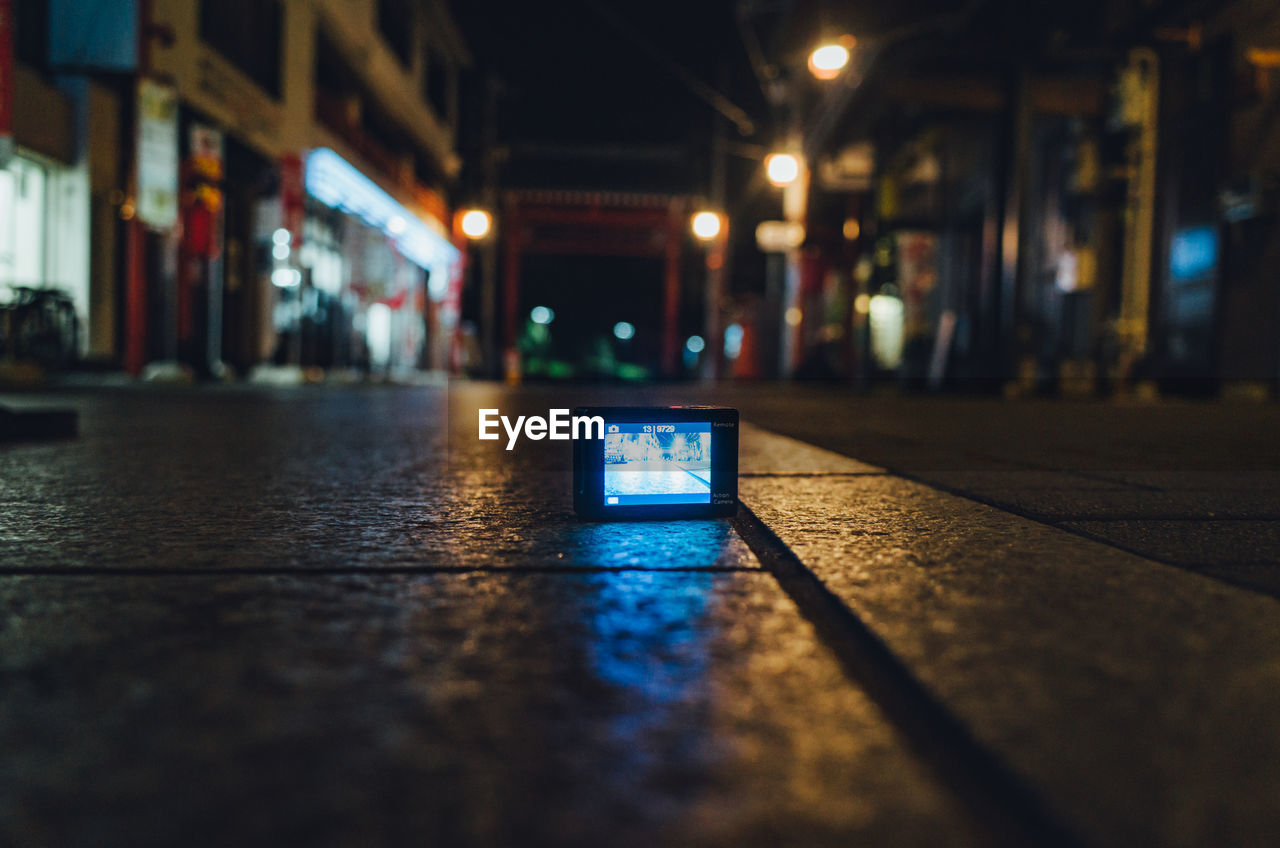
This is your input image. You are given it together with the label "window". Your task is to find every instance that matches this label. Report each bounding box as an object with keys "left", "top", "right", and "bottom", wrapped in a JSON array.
[
  {"left": 425, "top": 50, "right": 451, "bottom": 122},
  {"left": 0, "top": 158, "right": 47, "bottom": 292},
  {"left": 15, "top": 0, "right": 50, "bottom": 68},
  {"left": 378, "top": 0, "right": 414, "bottom": 67},
  {"left": 198, "top": 0, "right": 283, "bottom": 98}
]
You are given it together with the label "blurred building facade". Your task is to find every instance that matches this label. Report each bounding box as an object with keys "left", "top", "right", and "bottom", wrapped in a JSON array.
[
  {"left": 1, "top": 0, "right": 91, "bottom": 356},
  {"left": 767, "top": 0, "right": 1280, "bottom": 397},
  {"left": 4, "top": 0, "right": 468, "bottom": 378}
]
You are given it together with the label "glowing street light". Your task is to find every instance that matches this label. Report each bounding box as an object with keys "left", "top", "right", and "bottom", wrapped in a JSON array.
[
  {"left": 686, "top": 335, "right": 706, "bottom": 354},
  {"left": 530, "top": 305, "right": 554, "bottom": 325},
  {"left": 691, "top": 211, "right": 723, "bottom": 241},
  {"left": 613, "top": 321, "right": 635, "bottom": 341},
  {"left": 765, "top": 152, "right": 800, "bottom": 186},
  {"left": 459, "top": 208, "right": 492, "bottom": 240},
  {"left": 271, "top": 268, "right": 301, "bottom": 288},
  {"left": 809, "top": 40, "right": 852, "bottom": 80}
]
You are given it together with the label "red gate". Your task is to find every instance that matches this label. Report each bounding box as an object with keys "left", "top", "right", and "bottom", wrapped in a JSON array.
[{"left": 500, "top": 190, "right": 689, "bottom": 377}]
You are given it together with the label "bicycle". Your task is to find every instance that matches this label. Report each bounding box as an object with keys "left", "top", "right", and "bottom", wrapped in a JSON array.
[{"left": 0, "top": 286, "right": 80, "bottom": 369}]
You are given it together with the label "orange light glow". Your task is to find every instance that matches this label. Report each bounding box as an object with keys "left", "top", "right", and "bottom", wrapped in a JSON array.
[
  {"left": 691, "top": 211, "right": 723, "bottom": 240},
  {"left": 459, "top": 209, "right": 492, "bottom": 239},
  {"left": 809, "top": 39, "right": 853, "bottom": 80}
]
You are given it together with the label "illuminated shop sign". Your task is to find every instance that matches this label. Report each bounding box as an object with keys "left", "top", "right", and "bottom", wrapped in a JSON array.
[
  {"left": 305, "top": 148, "right": 458, "bottom": 295},
  {"left": 1170, "top": 226, "right": 1218, "bottom": 282}
]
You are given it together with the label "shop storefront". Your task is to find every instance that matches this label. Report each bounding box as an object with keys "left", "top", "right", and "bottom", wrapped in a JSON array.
[
  {"left": 0, "top": 149, "right": 90, "bottom": 353},
  {"left": 261, "top": 147, "right": 459, "bottom": 376}
]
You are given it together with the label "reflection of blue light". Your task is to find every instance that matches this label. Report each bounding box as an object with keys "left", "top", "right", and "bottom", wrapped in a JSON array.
[
  {"left": 581, "top": 570, "right": 715, "bottom": 757},
  {"left": 584, "top": 569, "right": 713, "bottom": 698},
  {"left": 305, "top": 148, "right": 459, "bottom": 294},
  {"left": 613, "top": 321, "right": 635, "bottom": 340},
  {"left": 1170, "top": 286, "right": 1214, "bottom": 321},
  {"left": 567, "top": 521, "right": 735, "bottom": 569},
  {"left": 530, "top": 305, "right": 554, "bottom": 324},
  {"left": 1171, "top": 226, "right": 1218, "bottom": 282}
]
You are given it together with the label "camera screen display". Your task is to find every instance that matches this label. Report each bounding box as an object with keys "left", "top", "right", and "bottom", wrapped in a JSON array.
[{"left": 603, "top": 422, "right": 712, "bottom": 506}]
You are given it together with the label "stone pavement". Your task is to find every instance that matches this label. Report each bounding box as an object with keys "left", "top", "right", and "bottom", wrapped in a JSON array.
[
  {"left": 714, "top": 386, "right": 1280, "bottom": 598},
  {"left": 2, "top": 383, "right": 1279, "bottom": 847}
]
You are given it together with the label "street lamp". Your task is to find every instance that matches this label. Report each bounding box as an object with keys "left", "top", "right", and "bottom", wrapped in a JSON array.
[
  {"left": 808, "top": 39, "right": 852, "bottom": 80},
  {"left": 765, "top": 152, "right": 800, "bottom": 186},
  {"left": 691, "top": 210, "right": 723, "bottom": 241},
  {"left": 459, "top": 208, "right": 492, "bottom": 240}
]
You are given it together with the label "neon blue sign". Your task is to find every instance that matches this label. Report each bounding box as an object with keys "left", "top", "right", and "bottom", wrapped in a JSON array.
[
  {"left": 1170, "top": 226, "right": 1218, "bottom": 282},
  {"left": 305, "top": 148, "right": 459, "bottom": 295}
]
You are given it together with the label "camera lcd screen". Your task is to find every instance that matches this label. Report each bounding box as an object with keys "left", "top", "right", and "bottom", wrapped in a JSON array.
[{"left": 603, "top": 422, "right": 712, "bottom": 506}]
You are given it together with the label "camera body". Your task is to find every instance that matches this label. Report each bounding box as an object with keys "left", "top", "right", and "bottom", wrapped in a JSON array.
[{"left": 573, "top": 406, "right": 739, "bottom": 519}]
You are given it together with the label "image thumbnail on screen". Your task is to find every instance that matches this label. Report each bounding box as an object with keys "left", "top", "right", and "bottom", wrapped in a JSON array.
[{"left": 603, "top": 422, "right": 712, "bottom": 506}]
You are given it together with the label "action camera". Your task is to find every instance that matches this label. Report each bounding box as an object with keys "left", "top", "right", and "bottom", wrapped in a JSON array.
[{"left": 573, "top": 406, "right": 738, "bottom": 519}]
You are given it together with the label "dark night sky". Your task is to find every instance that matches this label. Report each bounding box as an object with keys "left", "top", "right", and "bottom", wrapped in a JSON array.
[
  {"left": 451, "top": 0, "right": 768, "bottom": 197},
  {"left": 447, "top": 0, "right": 997, "bottom": 372},
  {"left": 453, "top": 0, "right": 756, "bottom": 144},
  {"left": 449, "top": 0, "right": 981, "bottom": 157}
]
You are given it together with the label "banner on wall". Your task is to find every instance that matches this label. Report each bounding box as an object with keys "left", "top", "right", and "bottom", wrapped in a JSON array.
[
  {"left": 183, "top": 125, "right": 224, "bottom": 258},
  {"left": 136, "top": 78, "right": 179, "bottom": 230},
  {"left": 279, "top": 153, "right": 304, "bottom": 247}
]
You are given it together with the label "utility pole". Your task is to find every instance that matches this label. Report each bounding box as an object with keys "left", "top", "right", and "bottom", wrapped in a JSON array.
[
  {"left": 780, "top": 130, "right": 807, "bottom": 378},
  {"left": 123, "top": 0, "right": 153, "bottom": 375},
  {"left": 480, "top": 73, "right": 499, "bottom": 378},
  {"left": 1117, "top": 48, "right": 1159, "bottom": 392},
  {"left": 703, "top": 61, "right": 729, "bottom": 381}
]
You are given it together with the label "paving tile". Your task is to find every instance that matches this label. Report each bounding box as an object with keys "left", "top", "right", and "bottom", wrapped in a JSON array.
[
  {"left": 955, "top": 489, "right": 1280, "bottom": 521},
  {"left": 1062, "top": 519, "right": 1280, "bottom": 565},
  {"left": 739, "top": 423, "right": 883, "bottom": 475},
  {"left": 1083, "top": 470, "right": 1280, "bottom": 492},
  {"left": 0, "top": 390, "right": 757, "bottom": 571},
  {"left": 740, "top": 472, "right": 1280, "bottom": 848},
  {"left": 1184, "top": 562, "right": 1280, "bottom": 596},
  {"left": 0, "top": 571, "right": 983, "bottom": 848},
  {"left": 913, "top": 470, "right": 1129, "bottom": 492}
]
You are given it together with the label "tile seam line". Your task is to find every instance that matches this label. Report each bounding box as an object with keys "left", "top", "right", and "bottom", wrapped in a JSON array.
[
  {"left": 740, "top": 421, "right": 1280, "bottom": 602},
  {"left": 881, "top": 469, "right": 1280, "bottom": 603},
  {"left": 1053, "top": 516, "right": 1280, "bottom": 522},
  {"left": 738, "top": 471, "right": 889, "bottom": 478},
  {"left": 808, "top": 423, "right": 1165, "bottom": 490},
  {"left": 730, "top": 499, "right": 1086, "bottom": 848},
  {"left": 0, "top": 565, "right": 764, "bottom": 577}
]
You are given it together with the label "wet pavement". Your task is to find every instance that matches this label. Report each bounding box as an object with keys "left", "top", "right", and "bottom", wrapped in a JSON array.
[
  {"left": 0, "top": 384, "right": 983, "bottom": 847},
  {"left": 743, "top": 473, "right": 1280, "bottom": 848},
  {"left": 2, "top": 571, "right": 985, "bottom": 847},
  {"left": 4, "top": 382, "right": 1280, "bottom": 846},
  {"left": 714, "top": 386, "right": 1280, "bottom": 597}
]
